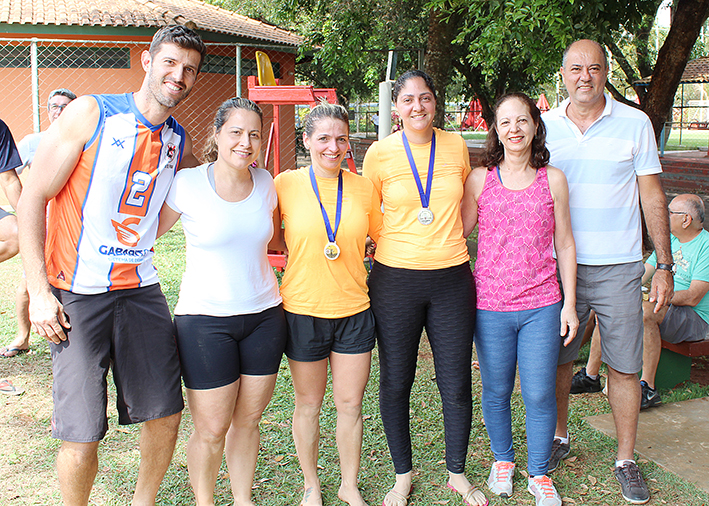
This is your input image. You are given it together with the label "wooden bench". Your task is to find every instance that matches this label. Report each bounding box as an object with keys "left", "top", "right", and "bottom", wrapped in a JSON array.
[
  {"left": 655, "top": 337, "right": 709, "bottom": 389},
  {"left": 688, "top": 121, "right": 709, "bottom": 130}
]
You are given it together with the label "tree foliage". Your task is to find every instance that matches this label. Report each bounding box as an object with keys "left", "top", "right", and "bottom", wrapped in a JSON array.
[
  {"left": 436, "top": 0, "right": 663, "bottom": 123},
  {"left": 222, "top": 0, "right": 709, "bottom": 138},
  {"left": 224, "top": 0, "right": 429, "bottom": 105}
]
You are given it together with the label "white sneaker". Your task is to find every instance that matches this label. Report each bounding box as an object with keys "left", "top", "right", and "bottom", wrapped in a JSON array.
[
  {"left": 527, "top": 475, "right": 562, "bottom": 506},
  {"left": 487, "top": 461, "right": 515, "bottom": 497}
]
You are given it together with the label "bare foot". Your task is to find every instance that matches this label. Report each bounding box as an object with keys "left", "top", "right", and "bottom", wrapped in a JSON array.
[
  {"left": 233, "top": 499, "right": 255, "bottom": 506},
  {"left": 300, "top": 486, "right": 322, "bottom": 506},
  {"left": 338, "top": 484, "right": 369, "bottom": 506}
]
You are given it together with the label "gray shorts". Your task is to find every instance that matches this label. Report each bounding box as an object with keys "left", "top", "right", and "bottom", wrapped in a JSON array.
[
  {"left": 0, "top": 207, "right": 12, "bottom": 220},
  {"left": 659, "top": 304, "right": 709, "bottom": 344},
  {"left": 559, "top": 262, "right": 645, "bottom": 374},
  {"left": 50, "top": 284, "right": 183, "bottom": 442}
]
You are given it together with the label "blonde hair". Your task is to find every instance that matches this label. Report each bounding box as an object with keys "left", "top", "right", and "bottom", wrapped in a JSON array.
[{"left": 303, "top": 102, "right": 349, "bottom": 138}]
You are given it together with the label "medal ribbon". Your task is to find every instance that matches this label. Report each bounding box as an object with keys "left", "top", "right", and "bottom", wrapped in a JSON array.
[
  {"left": 309, "top": 166, "right": 343, "bottom": 244},
  {"left": 402, "top": 130, "right": 435, "bottom": 209}
]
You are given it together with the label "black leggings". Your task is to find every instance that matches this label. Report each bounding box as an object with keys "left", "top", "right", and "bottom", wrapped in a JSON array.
[{"left": 369, "top": 261, "right": 476, "bottom": 474}]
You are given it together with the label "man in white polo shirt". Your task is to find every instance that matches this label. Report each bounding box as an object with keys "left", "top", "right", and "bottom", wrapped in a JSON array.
[
  {"left": 17, "top": 88, "right": 77, "bottom": 173},
  {"left": 543, "top": 39, "right": 673, "bottom": 505}
]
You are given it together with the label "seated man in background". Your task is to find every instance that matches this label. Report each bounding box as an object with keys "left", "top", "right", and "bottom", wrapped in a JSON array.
[
  {"left": 17, "top": 88, "right": 77, "bottom": 173},
  {"left": 640, "top": 193, "right": 709, "bottom": 408},
  {"left": 572, "top": 194, "right": 709, "bottom": 410},
  {"left": 0, "top": 88, "right": 77, "bottom": 358}
]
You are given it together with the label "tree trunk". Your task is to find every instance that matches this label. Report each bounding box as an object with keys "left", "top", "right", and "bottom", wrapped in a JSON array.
[
  {"left": 424, "top": 6, "right": 461, "bottom": 128},
  {"left": 451, "top": 60, "right": 495, "bottom": 128},
  {"left": 643, "top": 0, "right": 709, "bottom": 139},
  {"left": 635, "top": 12, "right": 657, "bottom": 79}
]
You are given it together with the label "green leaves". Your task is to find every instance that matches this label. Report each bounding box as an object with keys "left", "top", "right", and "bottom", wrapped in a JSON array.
[{"left": 220, "top": 0, "right": 666, "bottom": 112}]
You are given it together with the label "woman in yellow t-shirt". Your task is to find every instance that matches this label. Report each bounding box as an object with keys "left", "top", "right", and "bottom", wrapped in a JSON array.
[
  {"left": 274, "top": 103, "right": 382, "bottom": 506},
  {"left": 362, "top": 70, "right": 486, "bottom": 506}
]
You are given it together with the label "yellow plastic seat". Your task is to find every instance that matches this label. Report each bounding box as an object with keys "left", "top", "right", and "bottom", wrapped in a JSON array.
[{"left": 255, "top": 51, "right": 277, "bottom": 86}]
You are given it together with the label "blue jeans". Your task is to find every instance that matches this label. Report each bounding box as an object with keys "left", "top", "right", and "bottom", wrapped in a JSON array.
[{"left": 475, "top": 302, "right": 562, "bottom": 476}]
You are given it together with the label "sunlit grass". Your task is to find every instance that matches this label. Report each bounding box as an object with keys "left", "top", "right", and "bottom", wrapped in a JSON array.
[{"left": 1, "top": 227, "right": 707, "bottom": 504}]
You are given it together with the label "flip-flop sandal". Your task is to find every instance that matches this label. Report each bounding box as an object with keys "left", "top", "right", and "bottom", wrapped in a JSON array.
[
  {"left": 0, "top": 378, "right": 25, "bottom": 396},
  {"left": 447, "top": 481, "right": 489, "bottom": 506},
  {"left": 382, "top": 485, "right": 413, "bottom": 506},
  {"left": 0, "top": 346, "right": 29, "bottom": 358}
]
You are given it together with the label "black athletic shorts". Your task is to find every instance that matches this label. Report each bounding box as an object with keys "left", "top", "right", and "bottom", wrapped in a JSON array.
[
  {"left": 174, "top": 304, "right": 287, "bottom": 390},
  {"left": 284, "top": 308, "right": 376, "bottom": 362}
]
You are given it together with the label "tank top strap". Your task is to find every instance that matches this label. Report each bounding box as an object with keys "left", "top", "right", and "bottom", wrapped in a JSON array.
[
  {"left": 533, "top": 165, "right": 549, "bottom": 189},
  {"left": 480, "top": 166, "right": 500, "bottom": 195}
]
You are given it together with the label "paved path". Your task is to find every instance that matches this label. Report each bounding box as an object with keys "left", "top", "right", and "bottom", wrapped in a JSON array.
[{"left": 585, "top": 396, "right": 709, "bottom": 494}]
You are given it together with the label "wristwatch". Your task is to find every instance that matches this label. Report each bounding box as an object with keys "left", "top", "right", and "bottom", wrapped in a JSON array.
[{"left": 656, "top": 263, "right": 674, "bottom": 274}]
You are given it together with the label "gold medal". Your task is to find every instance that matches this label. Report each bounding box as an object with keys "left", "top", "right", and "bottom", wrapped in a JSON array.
[{"left": 324, "top": 241, "right": 341, "bottom": 260}]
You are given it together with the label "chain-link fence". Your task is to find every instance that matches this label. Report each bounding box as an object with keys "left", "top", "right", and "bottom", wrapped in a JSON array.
[{"left": 0, "top": 37, "right": 300, "bottom": 172}]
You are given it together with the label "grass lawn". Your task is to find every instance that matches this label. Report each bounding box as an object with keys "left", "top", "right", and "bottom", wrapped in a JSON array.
[
  {"left": 462, "top": 131, "right": 488, "bottom": 141},
  {"left": 1, "top": 226, "right": 708, "bottom": 505},
  {"left": 663, "top": 129, "right": 709, "bottom": 152}
]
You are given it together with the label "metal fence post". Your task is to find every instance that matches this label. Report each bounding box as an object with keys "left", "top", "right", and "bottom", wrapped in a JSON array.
[
  {"left": 378, "top": 81, "right": 392, "bottom": 140},
  {"left": 236, "top": 45, "right": 242, "bottom": 97},
  {"left": 31, "top": 38, "right": 39, "bottom": 133}
]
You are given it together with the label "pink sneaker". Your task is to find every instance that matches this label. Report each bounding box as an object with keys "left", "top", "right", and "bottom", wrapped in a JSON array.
[
  {"left": 527, "top": 475, "right": 562, "bottom": 506},
  {"left": 486, "top": 461, "right": 515, "bottom": 497}
]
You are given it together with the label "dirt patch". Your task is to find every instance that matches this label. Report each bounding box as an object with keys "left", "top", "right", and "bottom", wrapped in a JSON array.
[{"left": 690, "top": 356, "right": 709, "bottom": 386}]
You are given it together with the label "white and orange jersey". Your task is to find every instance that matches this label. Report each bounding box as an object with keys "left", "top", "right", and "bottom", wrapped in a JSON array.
[{"left": 45, "top": 93, "right": 185, "bottom": 294}]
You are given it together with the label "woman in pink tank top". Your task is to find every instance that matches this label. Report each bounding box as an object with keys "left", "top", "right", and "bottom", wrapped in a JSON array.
[{"left": 461, "top": 93, "right": 578, "bottom": 506}]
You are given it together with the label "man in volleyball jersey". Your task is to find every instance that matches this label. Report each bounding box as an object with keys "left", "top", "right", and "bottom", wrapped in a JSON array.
[{"left": 17, "top": 26, "right": 205, "bottom": 505}]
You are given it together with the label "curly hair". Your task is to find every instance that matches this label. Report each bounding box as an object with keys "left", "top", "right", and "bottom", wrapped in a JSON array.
[
  {"left": 481, "top": 92, "right": 549, "bottom": 170},
  {"left": 203, "top": 97, "right": 263, "bottom": 162}
]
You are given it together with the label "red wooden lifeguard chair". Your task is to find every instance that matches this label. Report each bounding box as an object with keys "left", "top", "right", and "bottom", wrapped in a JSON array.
[
  {"left": 247, "top": 51, "right": 357, "bottom": 176},
  {"left": 248, "top": 52, "right": 358, "bottom": 269}
]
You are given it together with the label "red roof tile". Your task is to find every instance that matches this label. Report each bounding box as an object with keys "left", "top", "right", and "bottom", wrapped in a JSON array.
[
  {"left": 635, "top": 56, "right": 709, "bottom": 85},
  {"left": 1, "top": 0, "right": 303, "bottom": 46}
]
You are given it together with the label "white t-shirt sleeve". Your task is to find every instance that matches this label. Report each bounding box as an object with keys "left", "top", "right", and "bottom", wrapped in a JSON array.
[
  {"left": 16, "top": 133, "right": 40, "bottom": 175},
  {"left": 165, "top": 165, "right": 203, "bottom": 214}
]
